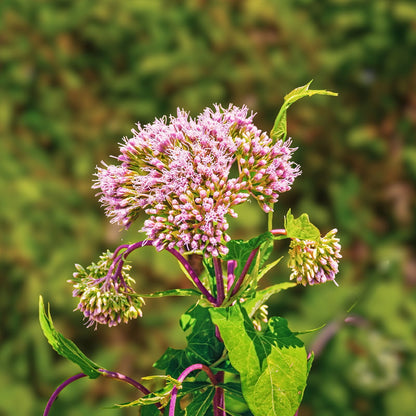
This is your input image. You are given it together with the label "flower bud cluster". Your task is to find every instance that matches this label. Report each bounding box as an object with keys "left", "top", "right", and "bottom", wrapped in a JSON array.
[
  {"left": 288, "top": 229, "right": 342, "bottom": 286},
  {"left": 94, "top": 105, "right": 300, "bottom": 257},
  {"left": 69, "top": 251, "right": 144, "bottom": 328}
]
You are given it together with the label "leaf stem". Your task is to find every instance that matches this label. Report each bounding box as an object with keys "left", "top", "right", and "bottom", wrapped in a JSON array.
[{"left": 43, "top": 373, "right": 87, "bottom": 416}]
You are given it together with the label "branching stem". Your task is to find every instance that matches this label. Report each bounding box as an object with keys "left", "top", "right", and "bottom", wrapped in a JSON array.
[{"left": 105, "top": 240, "right": 217, "bottom": 305}]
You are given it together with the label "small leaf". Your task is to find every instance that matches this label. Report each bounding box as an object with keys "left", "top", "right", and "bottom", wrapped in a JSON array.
[
  {"left": 140, "top": 289, "right": 201, "bottom": 298},
  {"left": 284, "top": 209, "right": 320, "bottom": 241},
  {"left": 271, "top": 80, "right": 338, "bottom": 141},
  {"left": 38, "top": 296, "right": 102, "bottom": 379}
]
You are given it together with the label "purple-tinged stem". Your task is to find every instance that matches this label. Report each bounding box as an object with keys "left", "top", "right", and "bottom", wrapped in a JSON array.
[
  {"left": 231, "top": 247, "right": 260, "bottom": 297},
  {"left": 105, "top": 240, "right": 216, "bottom": 305},
  {"left": 215, "top": 325, "right": 223, "bottom": 343},
  {"left": 169, "top": 364, "right": 217, "bottom": 416},
  {"left": 98, "top": 369, "right": 152, "bottom": 395},
  {"left": 98, "top": 369, "right": 163, "bottom": 413},
  {"left": 270, "top": 228, "right": 287, "bottom": 236},
  {"left": 226, "top": 260, "right": 237, "bottom": 291},
  {"left": 213, "top": 258, "right": 225, "bottom": 306},
  {"left": 43, "top": 373, "right": 87, "bottom": 416},
  {"left": 213, "top": 371, "right": 226, "bottom": 416},
  {"left": 165, "top": 246, "right": 217, "bottom": 305}
]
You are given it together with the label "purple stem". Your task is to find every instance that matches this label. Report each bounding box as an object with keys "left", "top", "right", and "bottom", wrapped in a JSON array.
[
  {"left": 231, "top": 247, "right": 260, "bottom": 297},
  {"left": 213, "top": 371, "right": 226, "bottom": 416},
  {"left": 164, "top": 246, "right": 217, "bottom": 304},
  {"left": 213, "top": 258, "right": 225, "bottom": 306},
  {"left": 226, "top": 260, "right": 237, "bottom": 291},
  {"left": 169, "top": 364, "right": 217, "bottom": 416},
  {"left": 98, "top": 368, "right": 152, "bottom": 396},
  {"left": 43, "top": 373, "right": 87, "bottom": 416},
  {"left": 104, "top": 240, "right": 216, "bottom": 305}
]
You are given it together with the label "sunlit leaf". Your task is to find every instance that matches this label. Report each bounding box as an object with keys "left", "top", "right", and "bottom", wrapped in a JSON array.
[{"left": 38, "top": 296, "right": 102, "bottom": 379}]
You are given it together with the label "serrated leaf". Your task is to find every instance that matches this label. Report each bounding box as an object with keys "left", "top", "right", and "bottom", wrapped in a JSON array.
[
  {"left": 184, "top": 387, "right": 215, "bottom": 416},
  {"left": 271, "top": 80, "right": 338, "bottom": 141},
  {"left": 210, "top": 305, "right": 308, "bottom": 416},
  {"left": 284, "top": 209, "right": 320, "bottom": 241},
  {"left": 38, "top": 296, "right": 102, "bottom": 379},
  {"left": 154, "top": 304, "right": 223, "bottom": 378}
]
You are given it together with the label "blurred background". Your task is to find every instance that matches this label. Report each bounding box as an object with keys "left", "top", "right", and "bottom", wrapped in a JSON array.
[{"left": 1, "top": 0, "right": 415, "bottom": 415}]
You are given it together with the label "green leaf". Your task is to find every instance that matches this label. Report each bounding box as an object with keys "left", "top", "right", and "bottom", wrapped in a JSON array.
[
  {"left": 271, "top": 80, "right": 338, "bottom": 142},
  {"left": 224, "top": 232, "right": 274, "bottom": 278},
  {"left": 210, "top": 305, "right": 308, "bottom": 416},
  {"left": 38, "top": 296, "right": 102, "bottom": 379},
  {"left": 154, "top": 304, "right": 223, "bottom": 378},
  {"left": 140, "top": 288, "right": 201, "bottom": 298},
  {"left": 242, "top": 282, "right": 297, "bottom": 318},
  {"left": 284, "top": 209, "right": 320, "bottom": 241},
  {"left": 221, "top": 382, "right": 245, "bottom": 402},
  {"left": 141, "top": 405, "right": 166, "bottom": 416},
  {"left": 184, "top": 387, "right": 215, "bottom": 416}
]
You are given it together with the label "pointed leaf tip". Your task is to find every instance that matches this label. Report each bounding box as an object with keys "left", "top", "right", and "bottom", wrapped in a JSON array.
[{"left": 39, "top": 296, "right": 103, "bottom": 379}]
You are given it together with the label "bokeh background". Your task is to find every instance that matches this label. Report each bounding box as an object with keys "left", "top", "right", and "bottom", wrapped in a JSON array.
[{"left": 1, "top": 1, "right": 416, "bottom": 415}]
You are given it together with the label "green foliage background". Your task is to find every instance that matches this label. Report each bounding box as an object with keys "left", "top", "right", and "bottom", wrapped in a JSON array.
[{"left": 1, "top": 1, "right": 415, "bottom": 415}]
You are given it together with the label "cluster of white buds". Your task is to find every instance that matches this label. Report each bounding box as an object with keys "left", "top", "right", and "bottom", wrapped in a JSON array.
[{"left": 288, "top": 229, "right": 342, "bottom": 286}]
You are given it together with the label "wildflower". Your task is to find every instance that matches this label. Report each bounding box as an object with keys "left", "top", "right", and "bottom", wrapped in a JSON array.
[
  {"left": 94, "top": 105, "right": 301, "bottom": 257},
  {"left": 288, "top": 229, "right": 342, "bottom": 286},
  {"left": 69, "top": 251, "right": 144, "bottom": 328}
]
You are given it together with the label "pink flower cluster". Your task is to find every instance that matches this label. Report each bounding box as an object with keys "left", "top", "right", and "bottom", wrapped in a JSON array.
[{"left": 94, "top": 105, "right": 300, "bottom": 256}]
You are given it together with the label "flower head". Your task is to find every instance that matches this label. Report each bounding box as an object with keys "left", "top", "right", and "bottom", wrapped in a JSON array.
[
  {"left": 288, "top": 229, "right": 342, "bottom": 286},
  {"left": 69, "top": 251, "right": 144, "bottom": 328},
  {"left": 94, "top": 104, "right": 301, "bottom": 256}
]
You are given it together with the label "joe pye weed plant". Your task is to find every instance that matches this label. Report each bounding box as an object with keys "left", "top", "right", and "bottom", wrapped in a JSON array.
[{"left": 40, "top": 82, "right": 341, "bottom": 416}]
